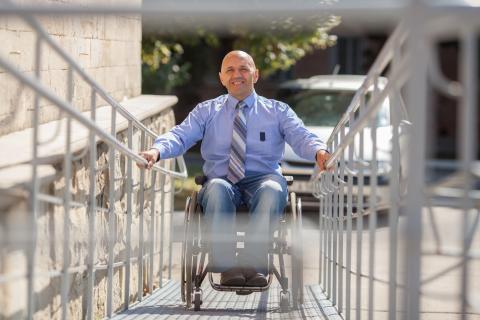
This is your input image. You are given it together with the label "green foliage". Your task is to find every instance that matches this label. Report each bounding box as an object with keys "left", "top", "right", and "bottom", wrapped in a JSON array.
[
  {"left": 142, "top": 38, "right": 192, "bottom": 93},
  {"left": 141, "top": 15, "right": 340, "bottom": 92},
  {"left": 233, "top": 25, "right": 339, "bottom": 77}
]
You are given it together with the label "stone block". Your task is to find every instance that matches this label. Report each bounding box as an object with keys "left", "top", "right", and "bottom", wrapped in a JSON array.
[
  {"left": 47, "top": 35, "right": 70, "bottom": 70},
  {"left": 62, "top": 15, "right": 74, "bottom": 37},
  {"left": 89, "top": 38, "right": 102, "bottom": 68},
  {"left": 73, "top": 75, "right": 92, "bottom": 111},
  {"left": 78, "top": 16, "right": 96, "bottom": 39},
  {"left": 125, "top": 65, "right": 141, "bottom": 97},
  {"left": 126, "top": 39, "right": 141, "bottom": 67},
  {"left": 0, "top": 29, "right": 11, "bottom": 60},
  {"left": 95, "top": 15, "right": 106, "bottom": 40},
  {"left": 87, "top": 67, "right": 107, "bottom": 100},
  {"left": 76, "top": 37, "right": 91, "bottom": 69},
  {"left": 103, "top": 15, "right": 118, "bottom": 41},
  {"left": 15, "top": 31, "right": 36, "bottom": 73},
  {"left": 37, "top": 15, "right": 65, "bottom": 36},
  {"left": 110, "top": 40, "right": 126, "bottom": 67},
  {"left": 100, "top": 40, "right": 113, "bottom": 67},
  {"left": 39, "top": 103, "right": 62, "bottom": 124},
  {"left": 6, "top": 16, "right": 32, "bottom": 33},
  {"left": 0, "top": 0, "right": 142, "bottom": 141},
  {"left": 121, "top": 18, "right": 137, "bottom": 43},
  {"left": 0, "top": 16, "right": 7, "bottom": 30},
  {"left": 0, "top": 30, "right": 22, "bottom": 71},
  {"left": 48, "top": 69, "right": 69, "bottom": 101}
]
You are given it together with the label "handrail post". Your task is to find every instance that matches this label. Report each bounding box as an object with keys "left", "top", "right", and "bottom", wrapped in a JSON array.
[
  {"left": 124, "top": 120, "right": 134, "bottom": 309},
  {"left": 345, "top": 112, "right": 355, "bottom": 320},
  {"left": 158, "top": 164, "right": 166, "bottom": 287},
  {"left": 367, "top": 88, "right": 378, "bottom": 320},
  {"left": 388, "top": 43, "right": 402, "bottom": 320},
  {"left": 106, "top": 105, "right": 117, "bottom": 317},
  {"left": 403, "top": 3, "right": 427, "bottom": 318},
  {"left": 86, "top": 90, "right": 97, "bottom": 320},
  {"left": 60, "top": 66, "right": 74, "bottom": 320},
  {"left": 27, "top": 33, "right": 42, "bottom": 320},
  {"left": 137, "top": 131, "right": 146, "bottom": 302},
  {"left": 337, "top": 126, "right": 346, "bottom": 314},
  {"left": 332, "top": 133, "right": 339, "bottom": 306},
  {"left": 459, "top": 27, "right": 477, "bottom": 320},
  {"left": 318, "top": 187, "right": 324, "bottom": 287},
  {"left": 167, "top": 160, "right": 175, "bottom": 280},
  {"left": 355, "top": 95, "right": 366, "bottom": 320},
  {"left": 148, "top": 169, "right": 157, "bottom": 294}
]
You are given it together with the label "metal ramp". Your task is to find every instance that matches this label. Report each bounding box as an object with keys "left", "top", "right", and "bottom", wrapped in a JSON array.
[{"left": 112, "top": 281, "right": 341, "bottom": 320}]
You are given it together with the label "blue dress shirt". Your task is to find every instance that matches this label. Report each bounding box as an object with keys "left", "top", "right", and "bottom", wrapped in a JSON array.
[{"left": 152, "top": 91, "right": 327, "bottom": 179}]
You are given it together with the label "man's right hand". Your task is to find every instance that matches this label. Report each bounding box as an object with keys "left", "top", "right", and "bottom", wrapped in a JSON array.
[{"left": 137, "top": 149, "right": 160, "bottom": 169}]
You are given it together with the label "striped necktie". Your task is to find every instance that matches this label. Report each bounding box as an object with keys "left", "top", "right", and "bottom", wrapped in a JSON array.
[{"left": 227, "top": 101, "right": 247, "bottom": 184}]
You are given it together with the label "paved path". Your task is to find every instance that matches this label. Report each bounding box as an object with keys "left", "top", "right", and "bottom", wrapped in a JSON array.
[{"left": 112, "top": 280, "right": 341, "bottom": 320}]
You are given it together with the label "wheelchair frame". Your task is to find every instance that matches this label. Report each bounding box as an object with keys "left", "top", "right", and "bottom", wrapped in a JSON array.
[{"left": 180, "top": 177, "right": 304, "bottom": 312}]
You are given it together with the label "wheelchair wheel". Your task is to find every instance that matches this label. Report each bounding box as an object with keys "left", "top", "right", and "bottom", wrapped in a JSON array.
[
  {"left": 180, "top": 195, "right": 191, "bottom": 303},
  {"left": 290, "top": 192, "right": 304, "bottom": 308},
  {"left": 182, "top": 191, "right": 200, "bottom": 309}
]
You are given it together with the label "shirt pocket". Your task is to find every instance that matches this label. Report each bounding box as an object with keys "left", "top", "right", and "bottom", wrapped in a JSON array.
[{"left": 247, "top": 121, "right": 282, "bottom": 156}]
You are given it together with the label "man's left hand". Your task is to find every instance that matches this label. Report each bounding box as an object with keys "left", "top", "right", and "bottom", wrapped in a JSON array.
[{"left": 316, "top": 150, "right": 332, "bottom": 172}]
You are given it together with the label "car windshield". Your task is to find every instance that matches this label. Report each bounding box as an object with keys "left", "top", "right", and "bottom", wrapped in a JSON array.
[{"left": 278, "top": 88, "right": 390, "bottom": 127}]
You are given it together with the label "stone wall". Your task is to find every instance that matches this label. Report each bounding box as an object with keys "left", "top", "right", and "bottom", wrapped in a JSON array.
[
  {"left": 0, "top": 108, "right": 177, "bottom": 319},
  {"left": 0, "top": 0, "right": 142, "bottom": 136}
]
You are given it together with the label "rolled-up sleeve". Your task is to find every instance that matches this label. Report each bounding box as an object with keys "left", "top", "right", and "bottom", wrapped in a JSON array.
[
  {"left": 152, "top": 103, "right": 205, "bottom": 159},
  {"left": 277, "top": 102, "right": 328, "bottom": 161}
]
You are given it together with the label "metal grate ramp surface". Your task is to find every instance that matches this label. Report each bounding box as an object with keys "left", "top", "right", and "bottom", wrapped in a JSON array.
[{"left": 112, "top": 280, "right": 341, "bottom": 319}]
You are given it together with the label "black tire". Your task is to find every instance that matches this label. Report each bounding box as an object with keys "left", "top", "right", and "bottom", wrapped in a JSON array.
[
  {"left": 184, "top": 191, "right": 198, "bottom": 309},
  {"left": 180, "top": 196, "right": 191, "bottom": 303},
  {"left": 290, "top": 192, "right": 304, "bottom": 309}
]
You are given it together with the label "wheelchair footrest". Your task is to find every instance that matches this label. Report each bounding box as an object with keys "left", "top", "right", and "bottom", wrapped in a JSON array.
[{"left": 236, "top": 290, "right": 254, "bottom": 296}]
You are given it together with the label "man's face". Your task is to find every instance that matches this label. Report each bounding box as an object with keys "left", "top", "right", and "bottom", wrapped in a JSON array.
[{"left": 219, "top": 52, "right": 259, "bottom": 101}]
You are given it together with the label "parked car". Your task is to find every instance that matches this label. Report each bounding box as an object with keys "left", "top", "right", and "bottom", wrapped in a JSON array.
[{"left": 277, "top": 74, "right": 395, "bottom": 212}]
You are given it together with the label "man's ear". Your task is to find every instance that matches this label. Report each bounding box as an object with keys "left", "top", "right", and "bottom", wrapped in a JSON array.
[
  {"left": 253, "top": 69, "right": 259, "bottom": 83},
  {"left": 219, "top": 72, "right": 226, "bottom": 86}
]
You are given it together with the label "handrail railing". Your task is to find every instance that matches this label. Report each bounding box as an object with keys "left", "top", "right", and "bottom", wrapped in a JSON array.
[
  {"left": 0, "top": 3, "right": 187, "bottom": 320},
  {"left": 1, "top": 0, "right": 187, "bottom": 178},
  {"left": 312, "top": 3, "right": 480, "bottom": 320}
]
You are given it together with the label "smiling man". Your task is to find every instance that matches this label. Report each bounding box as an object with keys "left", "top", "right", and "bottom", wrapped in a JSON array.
[{"left": 138, "top": 50, "right": 330, "bottom": 288}]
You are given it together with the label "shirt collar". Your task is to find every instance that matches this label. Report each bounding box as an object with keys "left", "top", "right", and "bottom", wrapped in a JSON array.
[{"left": 226, "top": 91, "right": 256, "bottom": 109}]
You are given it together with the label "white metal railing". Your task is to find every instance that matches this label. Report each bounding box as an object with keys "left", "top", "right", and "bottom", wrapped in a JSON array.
[
  {"left": 1, "top": 1, "right": 479, "bottom": 320},
  {"left": 0, "top": 2, "right": 187, "bottom": 320},
  {"left": 312, "top": 2, "right": 479, "bottom": 320}
]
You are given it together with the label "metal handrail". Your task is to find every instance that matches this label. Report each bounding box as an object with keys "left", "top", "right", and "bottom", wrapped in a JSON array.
[
  {"left": 2, "top": 0, "right": 182, "bottom": 166},
  {"left": 0, "top": 54, "right": 187, "bottom": 178},
  {"left": 312, "top": 4, "right": 480, "bottom": 320},
  {"left": 326, "top": 23, "right": 407, "bottom": 149},
  {"left": 0, "top": 3, "right": 188, "bottom": 320},
  {"left": 312, "top": 20, "right": 409, "bottom": 319}
]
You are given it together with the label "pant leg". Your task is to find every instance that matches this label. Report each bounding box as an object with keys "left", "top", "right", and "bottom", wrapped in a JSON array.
[
  {"left": 239, "top": 174, "right": 288, "bottom": 274},
  {"left": 198, "top": 178, "right": 241, "bottom": 272}
]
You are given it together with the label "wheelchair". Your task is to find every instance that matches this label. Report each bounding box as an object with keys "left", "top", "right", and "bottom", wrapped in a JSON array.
[{"left": 180, "top": 175, "right": 304, "bottom": 311}]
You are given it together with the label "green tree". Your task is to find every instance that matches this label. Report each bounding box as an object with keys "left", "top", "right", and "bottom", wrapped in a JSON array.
[
  {"left": 233, "top": 26, "right": 338, "bottom": 77},
  {"left": 142, "top": 15, "right": 340, "bottom": 93},
  {"left": 142, "top": 38, "right": 192, "bottom": 94}
]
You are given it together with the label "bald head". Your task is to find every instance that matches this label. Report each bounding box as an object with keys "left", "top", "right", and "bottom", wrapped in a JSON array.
[
  {"left": 221, "top": 50, "right": 256, "bottom": 70},
  {"left": 219, "top": 50, "right": 259, "bottom": 101}
]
